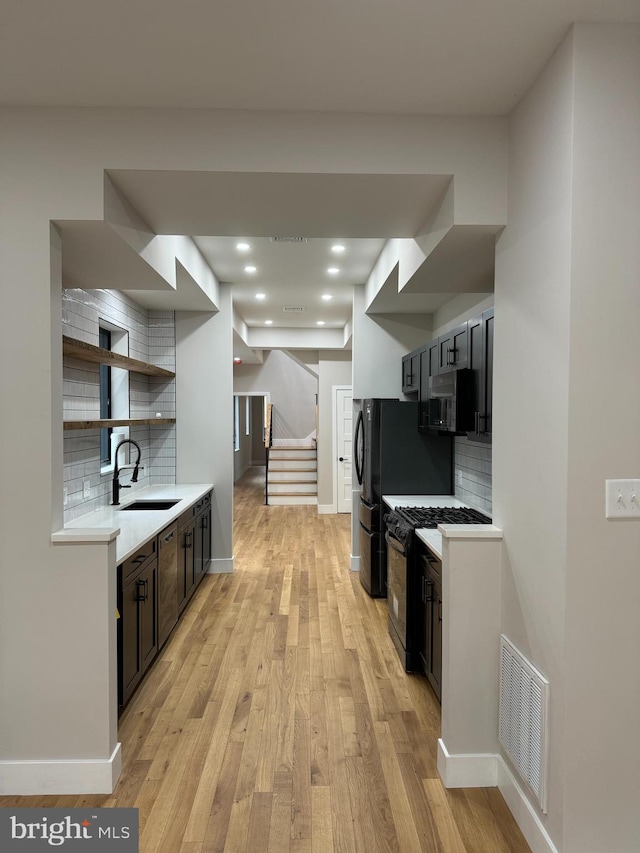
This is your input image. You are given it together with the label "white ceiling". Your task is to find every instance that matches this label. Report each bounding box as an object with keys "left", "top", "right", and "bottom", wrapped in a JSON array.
[
  {"left": 105, "top": 170, "right": 454, "bottom": 329},
  {"left": 9, "top": 1, "right": 640, "bottom": 347},
  {"left": 194, "top": 237, "right": 385, "bottom": 328},
  {"left": 2, "top": 1, "right": 639, "bottom": 114}
]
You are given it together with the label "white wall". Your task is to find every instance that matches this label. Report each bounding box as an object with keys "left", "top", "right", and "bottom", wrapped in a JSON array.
[
  {"left": 562, "top": 24, "right": 640, "bottom": 853},
  {"left": 494, "top": 24, "right": 640, "bottom": 853},
  {"left": 493, "top": 31, "right": 575, "bottom": 847},
  {"left": 352, "top": 286, "right": 434, "bottom": 399},
  {"left": 234, "top": 350, "right": 317, "bottom": 440},
  {"left": 175, "top": 287, "right": 234, "bottom": 572}
]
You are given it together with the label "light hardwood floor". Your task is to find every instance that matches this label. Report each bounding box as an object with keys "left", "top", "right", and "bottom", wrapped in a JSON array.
[{"left": 1, "top": 468, "right": 530, "bottom": 852}]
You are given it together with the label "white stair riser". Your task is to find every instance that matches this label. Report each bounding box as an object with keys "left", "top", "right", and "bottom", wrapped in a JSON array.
[
  {"left": 268, "top": 482, "right": 317, "bottom": 495},
  {"left": 269, "top": 470, "right": 317, "bottom": 482},
  {"left": 269, "top": 450, "right": 316, "bottom": 461},
  {"left": 268, "top": 460, "right": 317, "bottom": 471}
]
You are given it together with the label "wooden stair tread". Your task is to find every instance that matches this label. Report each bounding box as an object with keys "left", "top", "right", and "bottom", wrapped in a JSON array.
[{"left": 270, "top": 444, "right": 316, "bottom": 450}]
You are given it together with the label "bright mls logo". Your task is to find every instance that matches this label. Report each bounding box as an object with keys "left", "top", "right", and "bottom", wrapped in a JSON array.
[{"left": 0, "top": 808, "right": 138, "bottom": 850}]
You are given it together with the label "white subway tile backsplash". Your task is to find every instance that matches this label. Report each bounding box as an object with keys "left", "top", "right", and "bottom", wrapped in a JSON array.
[
  {"left": 62, "top": 291, "right": 176, "bottom": 521},
  {"left": 454, "top": 436, "right": 492, "bottom": 517}
]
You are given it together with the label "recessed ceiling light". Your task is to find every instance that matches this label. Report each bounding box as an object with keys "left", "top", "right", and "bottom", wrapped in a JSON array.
[
  {"left": 327, "top": 267, "right": 340, "bottom": 275},
  {"left": 331, "top": 244, "right": 346, "bottom": 254},
  {"left": 236, "top": 241, "right": 251, "bottom": 252},
  {"left": 316, "top": 320, "right": 326, "bottom": 326},
  {"left": 321, "top": 294, "right": 332, "bottom": 301},
  {"left": 244, "top": 265, "right": 257, "bottom": 273},
  {"left": 264, "top": 319, "right": 273, "bottom": 325},
  {"left": 255, "top": 293, "right": 266, "bottom": 300}
]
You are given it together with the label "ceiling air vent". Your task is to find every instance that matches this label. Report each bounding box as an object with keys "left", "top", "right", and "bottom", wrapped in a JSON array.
[
  {"left": 282, "top": 306, "right": 305, "bottom": 313},
  {"left": 270, "top": 236, "right": 309, "bottom": 243}
]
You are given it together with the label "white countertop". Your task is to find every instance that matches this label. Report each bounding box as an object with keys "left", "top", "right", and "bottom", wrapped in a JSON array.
[
  {"left": 383, "top": 494, "right": 500, "bottom": 560},
  {"left": 51, "top": 484, "right": 214, "bottom": 563}
]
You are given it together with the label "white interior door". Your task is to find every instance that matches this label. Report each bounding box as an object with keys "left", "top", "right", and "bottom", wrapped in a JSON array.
[{"left": 335, "top": 386, "right": 353, "bottom": 513}]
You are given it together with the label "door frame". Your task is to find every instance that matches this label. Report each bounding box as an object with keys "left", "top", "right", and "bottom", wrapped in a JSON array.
[{"left": 332, "top": 384, "right": 353, "bottom": 515}]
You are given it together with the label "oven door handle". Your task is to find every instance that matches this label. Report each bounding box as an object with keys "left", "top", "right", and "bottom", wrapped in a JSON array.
[{"left": 385, "top": 531, "right": 407, "bottom": 556}]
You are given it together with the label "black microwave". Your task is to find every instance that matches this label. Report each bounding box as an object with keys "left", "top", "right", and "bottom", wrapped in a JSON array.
[{"left": 418, "top": 369, "right": 474, "bottom": 434}]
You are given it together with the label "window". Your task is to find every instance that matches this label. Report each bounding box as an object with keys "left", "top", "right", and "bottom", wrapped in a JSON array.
[
  {"left": 99, "top": 323, "right": 129, "bottom": 475},
  {"left": 99, "top": 328, "right": 112, "bottom": 465}
]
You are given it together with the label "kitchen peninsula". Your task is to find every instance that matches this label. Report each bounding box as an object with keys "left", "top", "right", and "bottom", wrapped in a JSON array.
[{"left": 383, "top": 494, "right": 503, "bottom": 789}]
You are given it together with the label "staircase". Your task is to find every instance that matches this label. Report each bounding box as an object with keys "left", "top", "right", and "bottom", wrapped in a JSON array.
[{"left": 267, "top": 444, "right": 317, "bottom": 506}]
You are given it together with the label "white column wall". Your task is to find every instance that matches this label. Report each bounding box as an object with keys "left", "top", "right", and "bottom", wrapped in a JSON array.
[
  {"left": 493, "top": 31, "right": 575, "bottom": 847},
  {"left": 494, "top": 23, "right": 640, "bottom": 852},
  {"left": 562, "top": 24, "right": 640, "bottom": 853},
  {"left": 176, "top": 285, "right": 234, "bottom": 572}
]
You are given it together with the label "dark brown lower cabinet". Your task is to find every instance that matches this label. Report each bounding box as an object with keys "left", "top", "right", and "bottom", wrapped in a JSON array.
[
  {"left": 118, "top": 490, "right": 213, "bottom": 710},
  {"left": 418, "top": 548, "right": 443, "bottom": 702},
  {"left": 118, "top": 555, "right": 158, "bottom": 708},
  {"left": 178, "top": 512, "right": 196, "bottom": 613},
  {"left": 157, "top": 522, "right": 178, "bottom": 647},
  {"left": 195, "top": 498, "right": 212, "bottom": 586}
]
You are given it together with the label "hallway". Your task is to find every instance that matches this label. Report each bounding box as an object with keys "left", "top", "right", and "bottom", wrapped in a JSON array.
[{"left": 0, "top": 467, "right": 529, "bottom": 851}]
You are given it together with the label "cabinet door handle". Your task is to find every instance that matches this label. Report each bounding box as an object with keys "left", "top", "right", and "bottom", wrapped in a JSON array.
[
  {"left": 185, "top": 532, "right": 192, "bottom": 548},
  {"left": 202, "top": 516, "right": 208, "bottom": 529},
  {"left": 163, "top": 531, "right": 174, "bottom": 543},
  {"left": 137, "top": 578, "right": 148, "bottom": 602},
  {"left": 425, "top": 580, "right": 433, "bottom": 602},
  {"left": 438, "top": 599, "right": 443, "bottom": 623},
  {"left": 133, "top": 554, "right": 148, "bottom": 564}
]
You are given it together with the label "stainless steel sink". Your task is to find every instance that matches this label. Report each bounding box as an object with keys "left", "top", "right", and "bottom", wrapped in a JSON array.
[{"left": 120, "top": 499, "right": 180, "bottom": 511}]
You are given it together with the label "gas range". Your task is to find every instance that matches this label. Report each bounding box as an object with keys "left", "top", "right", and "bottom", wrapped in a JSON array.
[
  {"left": 392, "top": 505, "right": 492, "bottom": 529},
  {"left": 384, "top": 504, "right": 491, "bottom": 549}
]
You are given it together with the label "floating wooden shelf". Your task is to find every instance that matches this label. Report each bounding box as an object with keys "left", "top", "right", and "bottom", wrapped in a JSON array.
[
  {"left": 64, "top": 418, "right": 176, "bottom": 431},
  {"left": 63, "top": 335, "right": 175, "bottom": 378}
]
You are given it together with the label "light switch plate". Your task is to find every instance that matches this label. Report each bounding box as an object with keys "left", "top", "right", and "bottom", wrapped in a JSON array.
[
  {"left": 605, "top": 479, "right": 640, "bottom": 518},
  {"left": 83, "top": 480, "right": 91, "bottom": 499}
]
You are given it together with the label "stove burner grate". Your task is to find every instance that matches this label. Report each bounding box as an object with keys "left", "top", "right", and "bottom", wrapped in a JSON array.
[{"left": 393, "top": 505, "right": 492, "bottom": 529}]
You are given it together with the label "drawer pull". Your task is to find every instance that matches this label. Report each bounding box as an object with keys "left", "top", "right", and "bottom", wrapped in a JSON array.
[{"left": 137, "top": 578, "right": 148, "bottom": 602}]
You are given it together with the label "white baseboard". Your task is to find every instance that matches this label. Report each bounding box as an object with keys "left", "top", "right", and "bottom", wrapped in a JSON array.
[
  {"left": 0, "top": 743, "right": 122, "bottom": 795},
  {"left": 437, "top": 739, "right": 498, "bottom": 787},
  {"left": 350, "top": 555, "right": 360, "bottom": 572},
  {"left": 497, "top": 756, "right": 558, "bottom": 853},
  {"left": 437, "top": 741, "right": 558, "bottom": 853},
  {"left": 207, "top": 557, "right": 234, "bottom": 574},
  {"left": 318, "top": 504, "right": 337, "bottom": 514}
]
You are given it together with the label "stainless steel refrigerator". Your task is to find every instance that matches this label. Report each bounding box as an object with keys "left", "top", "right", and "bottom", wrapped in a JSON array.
[{"left": 354, "top": 398, "right": 453, "bottom": 597}]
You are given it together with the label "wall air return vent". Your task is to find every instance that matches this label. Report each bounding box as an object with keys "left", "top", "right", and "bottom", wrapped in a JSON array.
[
  {"left": 282, "top": 306, "right": 305, "bottom": 313},
  {"left": 270, "top": 236, "right": 309, "bottom": 243},
  {"left": 499, "top": 635, "right": 550, "bottom": 813}
]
